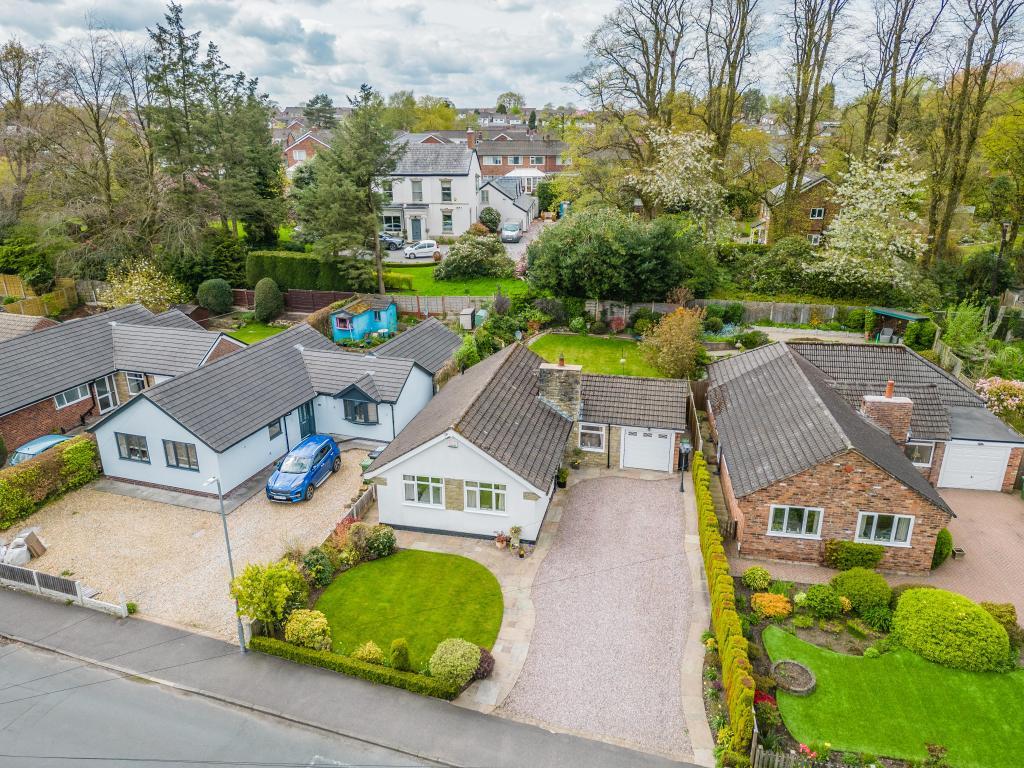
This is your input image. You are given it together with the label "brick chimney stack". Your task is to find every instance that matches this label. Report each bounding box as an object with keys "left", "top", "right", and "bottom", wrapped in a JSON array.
[
  {"left": 538, "top": 359, "right": 582, "bottom": 420},
  {"left": 860, "top": 379, "right": 913, "bottom": 444},
  {"left": 466, "top": 128, "right": 476, "bottom": 150}
]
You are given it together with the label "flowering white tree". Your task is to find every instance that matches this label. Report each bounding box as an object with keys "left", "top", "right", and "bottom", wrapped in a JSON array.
[
  {"left": 103, "top": 259, "right": 191, "bottom": 313},
  {"left": 626, "top": 129, "right": 724, "bottom": 227}
]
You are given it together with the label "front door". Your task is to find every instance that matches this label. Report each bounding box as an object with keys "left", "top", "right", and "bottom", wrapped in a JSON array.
[
  {"left": 411, "top": 217, "right": 422, "bottom": 241},
  {"left": 93, "top": 375, "right": 119, "bottom": 413},
  {"left": 298, "top": 401, "right": 316, "bottom": 439}
]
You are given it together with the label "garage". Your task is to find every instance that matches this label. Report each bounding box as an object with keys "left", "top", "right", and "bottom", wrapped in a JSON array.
[
  {"left": 938, "top": 442, "right": 1012, "bottom": 491},
  {"left": 621, "top": 428, "right": 675, "bottom": 471}
]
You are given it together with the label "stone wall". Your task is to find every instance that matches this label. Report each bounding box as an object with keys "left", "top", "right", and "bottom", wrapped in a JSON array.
[
  {"left": 569, "top": 422, "right": 622, "bottom": 469},
  {"left": 444, "top": 478, "right": 465, "bottom": 511}
]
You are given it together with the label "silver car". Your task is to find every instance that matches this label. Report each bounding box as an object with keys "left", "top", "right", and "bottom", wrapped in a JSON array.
[{"left": 500, "top": 222, "right": 523, "bottom": 243}]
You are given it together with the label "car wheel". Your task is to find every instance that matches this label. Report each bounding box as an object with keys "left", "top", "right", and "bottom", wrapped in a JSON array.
[
  {"left": 388, "top": 242, "right": 398, "bottom": 250},
  {"left": 305, "top": 484, "right": 315, "bottom": 501},
  {"left": 332, "top": 457, "right": 341, "bottom": 473}
]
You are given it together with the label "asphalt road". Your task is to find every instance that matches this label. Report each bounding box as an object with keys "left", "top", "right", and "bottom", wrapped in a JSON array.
[{"left": 0, "top": 641, "right": 435, "bottom": 768}]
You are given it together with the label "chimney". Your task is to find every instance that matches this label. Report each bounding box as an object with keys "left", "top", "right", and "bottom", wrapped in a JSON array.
[
  {"left": 538, "top": 359, "right": 582, "bottom": 420},
  {"left": 466, "top": 128, "right": 475, "bottom": 150},
  {"left": 860, "top": 379, "right": 913, "bottom": 444}
]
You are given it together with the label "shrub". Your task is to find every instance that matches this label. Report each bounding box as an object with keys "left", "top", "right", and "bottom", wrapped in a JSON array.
[
  {"left": 823, "top": 539, "right": 885, "bottom": 570},
  {"left": 250, "top": 637, "right": 459, "bottom": 699},
  {"left": 428, "top": 638, "right": 481, "bottom": 689},
  {"left": 474, "top": 647, "right": 495, "bottom": 680},
  {"left": 980, "top": 602, "right": 1024, "bottom": 649},
  {"left": 931, "top": 528, "right": 953, "bottom": 569},
  {"left": 434, "top": 233, "right": 513, "bottom": 281},
  {"left": 793, "top": 614, "right": 814, "bottom": 629},
  {"left": 741, "top": 567, "right": 772, "bottom": 591},
  {"left": 284, "top": 609, "right": 332, "bottom": 651},
  {"left": 704, "top": 316, "right": 725, "bottom": 333},
  {"left": 750, "top": 593, "right": 792, "bottom": 620},
  {"left": 860, "top": 605, "right": 893, "bottom": 632},
  {"left": 632, "top": 317, "right": 655, "bottom": 336},
  {"left": 196, "top": 278, "right": 233, "bottom": 314},
  {"left": 337, "top": 546, "right": 361, "bottom": 569},
  {"left": 723, "top": 302, "right": 745, "bottom": 325},
  {"left": 863, "top": 646, "right": 880, "bottom": 658},
  {"left": 302, "top": 547, "right": 335, "bottom": 587},
  {"left": 890, "top": 582, "right": 934, "bottom": 609},
  {"left": 383, "top": 271, "right": 413, "bottom": 291},
  {"left": 246, "top": 250, "right": 374, "bottom": 292},
  {"left": 591, "top": 319, "right": 608, "bottom": 334},
  {"left": 365, "top": 524, "right": 397, "bottom": 559},
  {"left": 0, "top": 435, "right": 100, "bottom": 530},
  {"left": 609, "top": 316, "right": 626, "bottom": 333},
  {"left": 351, "top": 640, "right": 387, "bottom": 665},
  {"left": 839, "top": 596, "right": 852, "bottom": 613},
  {"left": 804, "top": 584, "right": 843, "bottom": 619},
  {"left": 347, "top": 522, "right": 371, "bottom": 557},
  {"left": 468, "top": 222, "right": 490, "bottom": 236},
  {"left": 390, "top": 638, "right": 411, "bottom": 671},
  {"left": 735, "top": 330, "right": 769, "bottom": 349},
  {"left": 479, "top": 207, "right": 501, "bottom": 232},
  {"left": 830, "top": 568, "right": 892, "bottom": 614},
  {"left": 893, "top": 588, "right": 1010, "bottom": 671},
  {"left": 230, "top": 560, "right": 309, "bottom": 633},
  {"left": 454, "top": 334, "right": 481, "bottom": 369},
  {"left": 253, "top": 277, "right": 283, "bottom": 323},
  {"left": 569, "top": 316, "right": 588, "bottom": 334}
]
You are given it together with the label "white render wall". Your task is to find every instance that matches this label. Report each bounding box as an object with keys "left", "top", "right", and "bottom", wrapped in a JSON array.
[
  {"left": 372, "top": 431, "right": 553, "bottom": 541},
  {"left": 387, "top": 154, "right": 483, "bottom": 238},
  {"left": 480, "top": 189, "right": 530, "bottom": 230}
]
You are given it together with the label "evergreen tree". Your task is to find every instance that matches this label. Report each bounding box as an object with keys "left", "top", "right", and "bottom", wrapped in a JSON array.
[{"left": 303, "top": 93, "right": 337, "bottom": 129}]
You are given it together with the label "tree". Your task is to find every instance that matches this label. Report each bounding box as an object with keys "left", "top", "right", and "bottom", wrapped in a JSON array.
[
  {"left": 641, "top": 308, "right": 707, "bottom": 378},
  {"left": 625, "top": 129, "right": 725, "bottom": 225},
  {"left": 479, "top": 207, "right": 501, "bottom": 232},
  {"left": 413, "top": 95, "right": 456, "bottom": 131},
  {"left": 536, "top": 179, "right": 557, "bottom": 212},
  {"left": 496, "top": 91, "right": 524, "bottom": 112},
  {"left": 528, "top": 109, "right": 537, "bottom": 130},
  {"left": 196, "top": 278, "right": 233, "bottom": 314},
  {"left": 740, "top": 88, "right": 767, "bottom": 122},
  {"left": 982, "top": 111, "right": 1024, "bottom": 251},
  {"left": 253, "top": 276, "right": 283, "bottom": 322},
  {"left": 434, "top": 233, "right": 514, "bottom": 281},
  {"left": 104, "top": 259, "right": 191, "bottom": 312},
  {"left": 230, "top": 560, "right": 308, "bottom": 634},
  {"left": 383, "top": 89, "right": 418, "bottom": 132},
  {"left": 303, "top": 92, "right": 337, "bottom": 129}
]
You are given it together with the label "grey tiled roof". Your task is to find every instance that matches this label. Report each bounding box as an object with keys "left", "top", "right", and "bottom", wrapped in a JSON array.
[
  {"left": 581, "top": 374, "right": 689, "bottom": 430},
  {"left": 301, "top": 349, "right": 415, "bottom": 402},
  {"left": 391, "top": 144, "right": 475, "bottom": 176},
  {"left": 832, "top": 382, "right": 950, "bottom": 440},
  {"left": 486, "top": 177, "right": 522, "bottom": 200},
  {"left": 767, "top": 172, "right": 830, "bottom": 205},
  {"left": 111, "top": 325, "right": 229, "bottom": 377},
  {"left": 368, "top": 344, "right": 573, "bottom": 489},
  {"left": 0, "top": 313, "right": 51, "bottom": 342},
  {"left": 476, "top": 139, "right": 567, "bottom": 156},
  {"left": 143, "top": 309, "right": 206, "bottom": 331},
  {"left": 374, "top": 317, "right": 461, "bottom": 374},
  {"left": 514, "top": 193, "right": 538, "bottom": 212}
]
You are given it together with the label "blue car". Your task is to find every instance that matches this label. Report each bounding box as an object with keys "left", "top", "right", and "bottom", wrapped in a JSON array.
[
  {"left": 266, "top": 435, "right": 341, "bottom": 503},
  {"left": 5, "top": 434, "right": 72, "bottom": 467}
]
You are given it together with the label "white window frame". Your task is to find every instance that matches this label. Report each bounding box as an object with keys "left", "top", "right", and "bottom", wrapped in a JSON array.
[
  {"left": 125, "top": 371, "right": 146, "bottom": 396},
  {"left": 292, "top": 149, "right": 307, "bottom": 162},
  {"left": 529, "top": 155, "right": 545, "bottom": 165},
  {"left": 382, "top": 179, "right": 393, "bottom": 203},
  {"left": 767, "top": 504, "right": 823, "bottom": 539},
  {"left": 403, "top": 475, "right": 444, "bottom": 507},
  {"left": 411, "top": 179, "right": 423, "bottom": 202},
  {"left": 440, "top": 180, "right": 452, "bottom": 203},
  {"left": 808, "top": 233, "right": 821, "bottom": 246},
  {"left": 480, "top": 189, "right": 489, "bottom": 203},
  {"left": 53, "top": 383, "right": 91, "bottom": 410},
  {"left": 464, "top": 481, "right": 507, "bottom": 515},
  {"left": 382, "top": 214, "right": 402, "bottom": 233},
  {"left": 579, "top": 423, "right": 606, "bottom": 452},
  {"left": 441, "top": 212, "right": 453, "bottom": 234},
  {"left": 903, "top": 440, "right": 935, "bottom": 468},
  {"left": 507, "top": 155, "right": 522, "bottom": 165},
  {"left": 856, "top": 512, "right": 914, "bottom": 547},
  {"left": 485, "top": 156, "right": 502, "bottom": 166},
  {"left": 809, "top": 207, "right": 825, "bottom": 220}
]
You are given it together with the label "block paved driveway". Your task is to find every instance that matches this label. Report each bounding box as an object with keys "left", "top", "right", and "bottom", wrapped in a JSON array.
[{"left": 498, "top": 476, "right": 692, "bottom": 759}]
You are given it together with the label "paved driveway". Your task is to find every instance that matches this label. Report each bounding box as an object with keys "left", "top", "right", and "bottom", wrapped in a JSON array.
[
  {"left": 499, "top": 476, "right": 691, "bottom": 759},
  {"left": 19, "top": 449, "right": 368, "bottom": 639}
]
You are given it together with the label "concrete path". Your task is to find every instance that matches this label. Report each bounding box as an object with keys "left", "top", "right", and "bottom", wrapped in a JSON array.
[
  {"left": 752, "top": 325, "right": 864, "bottom": 344},
  {"left": 0, "top": 588, "right": 697, "bottom": 768},
  {"left": 91, "top": 468, "right": 270, "bottom": 514}
]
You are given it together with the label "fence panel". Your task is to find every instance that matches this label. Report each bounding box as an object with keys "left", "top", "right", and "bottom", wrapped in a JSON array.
[
  {"left": 0, "top": 562, "right": 126, "bottom": 617},
  {"left": 350, "top": 485, "right": 376, "bottom": 520}
]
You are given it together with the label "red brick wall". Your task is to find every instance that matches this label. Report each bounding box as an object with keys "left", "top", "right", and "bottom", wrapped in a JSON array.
[
  {"left": 1003, "top": 447, "right": 1023, "bottom": 493},
  {"left": 285, "top": 136, "right": 326, "bottom": 168},
  {"left": 0, "top": 392, "right": 97, "bottom": 451},
  {"left": 205, "top": 337, "right": 243, "bottom": 364},
  {"left": 732, "top": 448, "right": 951, "bottom": 574},
  {"left": 480, "top": 155, "right": 562, "bottom": 175},
  {"left": 918, "top": 441, "right": 945, "bottom": 486},
  {"left": 860, "top": 396, "right": 912, "bottom": 443}
]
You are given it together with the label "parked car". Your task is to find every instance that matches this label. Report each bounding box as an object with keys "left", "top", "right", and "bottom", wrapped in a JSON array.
[
  {"left": 379, "top": 232, "right": 405, "bottom": 250},
  {"left": 265, "top": 434, "right": 341, "bottom": 503},
  {"left": 404, "top": 240, "right": 441, "bottom": 259},
  {"left": 4, "top": 434, "right": 72, "bottom": 467},
  {"left": 500, "top": 222, "right": 523, "bottom": 243},
  {"left": 359, "top": 445, "right": 385, "bottom": 473}
]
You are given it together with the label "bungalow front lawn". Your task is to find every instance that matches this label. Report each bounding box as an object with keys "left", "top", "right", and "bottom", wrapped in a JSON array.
[
  {"left": 384, "top": 265, "right": 527, "bottom": 297},
  {"left": 763, "top": 626, "right": 1024, "bottom": 768},
  {"left": 226, "top": 322, "right": 285, "bottom": 344},
  {"left": 315, "top": 549, "right": 503, "bottom": 668},
  {"left": 529, "top": 333, "right": 665, "bottom": 377}
]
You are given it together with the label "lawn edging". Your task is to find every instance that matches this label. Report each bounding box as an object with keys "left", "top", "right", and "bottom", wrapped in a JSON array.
[{"left": 249, "top": 636, "right": 460, "bottom": 700}]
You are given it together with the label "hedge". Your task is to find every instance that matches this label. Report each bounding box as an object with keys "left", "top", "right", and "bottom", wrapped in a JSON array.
[
  {"left": 0, "top": 434, "right": 100, "bottom": 530},
  {"left": 823, "top": 539, "right": 884, "bottom": 570},
  {"left": 693, "top": 452, "right": 755, "bottom": 755},
  {"left": 246, "top": 250, "right": 374, "bottom": 292},
  {"left": 249, "top": 636, "right": 460, "bottom": 699}
]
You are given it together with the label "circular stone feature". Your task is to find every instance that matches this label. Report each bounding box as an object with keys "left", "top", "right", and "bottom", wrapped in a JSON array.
[{"left": 771, "top": 659, "right": 816, "bottom": 696}]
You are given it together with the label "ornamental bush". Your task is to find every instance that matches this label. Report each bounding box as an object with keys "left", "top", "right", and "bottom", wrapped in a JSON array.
[
  {"left": 823, "top": 539, "right": 884, "bottom": 570},
  {"left": 302, "top": 547, "right": 335, "bottom": 587},
  {"left": 479, "top": 207, "right": 501, "bottom": 232},
  {"left": 803, "top": 584, "right": 843, "bottom": 619},
  {"left": 284, "top": 609, "right": 332, "bottom": 651},
  {"left": 931, "top": 528, "right": 953, "bottom": 569},
  {"left": 893, "top": 588, "right": 1010, "bottom": 671},
  {"left": 474, "top": 647, "right": 495, "bottom": 680},
  {"left": 351, "top": 640, "right": 387, "bottom": 666},
  {"left": 980, "top": 602, "right": 1024, "bottom": 650},
  {"left": 741, "top": 567, "right": 772, "bottom": 592},
  {"left": 365, "top": 524, "right": 397, "bottom": 559},
  {"left": 0, "top": 435, "right": 100, "bottom": 530},
  {"left": 196, "top": 278, "right": 233, "bottom": 314},
  {"left": 861, "top": 604, "right": 893, "bottom": 632},
  {"left": 830, "top": 568, "right": 892, "bottom": 614},
  {"left": 390, "top": 638, "right": 411, "bottom": 671},
  {"left": 433, "top": 233, "right": 513, "bottom": 281},
  {"left": 889, "top": 582, "right": 935, "bottom": 610},
  {"left": 230, "top": 559, "right": 309, "bottom": 633},
  {"left": 253, "top": 277, "right": 283, "bottom": 323},
  {"left": 569, "top": 316, "right": 588, "bottom": 334},
  {"left": 750, "top": 592, "right": 792, "bottom": 620},
  {"left": 428, "top": 638, "right": 481, "bottom": 689}
]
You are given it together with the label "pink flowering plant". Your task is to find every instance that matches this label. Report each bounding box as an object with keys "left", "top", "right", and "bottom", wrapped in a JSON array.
[{"left": 976, "top": 377, "right": 1024, "bottom": 418}]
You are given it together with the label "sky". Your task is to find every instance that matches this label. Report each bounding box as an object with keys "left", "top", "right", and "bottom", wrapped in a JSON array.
[{"left": 0, "top": 0, "right": 818, "bottom": 110}]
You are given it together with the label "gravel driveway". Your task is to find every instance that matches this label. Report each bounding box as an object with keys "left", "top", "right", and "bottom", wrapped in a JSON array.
[
  {"left": 499, "top": 476, "right": 691, "bottom": 758},
  {"left": 22, "top": 449, "right": 368, "bottom": 639}
]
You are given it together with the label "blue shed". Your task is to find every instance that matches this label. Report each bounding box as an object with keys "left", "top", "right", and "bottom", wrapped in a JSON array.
[{"left": 329, "top": 295, "right": 398, "bottom": 343}]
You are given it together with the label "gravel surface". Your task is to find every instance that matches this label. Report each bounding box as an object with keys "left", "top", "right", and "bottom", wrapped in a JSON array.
[
  {"left": 499, "top": 476, "right": 691, "bottom": 757},
  {"left": 21, "top": 449, "right": 368, "bottom": 639}
]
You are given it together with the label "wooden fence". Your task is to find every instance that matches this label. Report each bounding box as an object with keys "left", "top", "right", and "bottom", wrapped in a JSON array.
[
  {"left": 2, "top": 280, "right": 78, "bottom": 317},
  {"left": 230, "top": 288, "right": 356, "bottom": 312},
  {"left": 586, "top": 298, "right": 859, "bottom": 325},
  {"left": 750, "top": 744, "right": 826, "bottom": 768},
  {"left": 931, "top": 333, "right": 975, "bottom": 387},
  {"left": 0, "top": 273, "right": 30, "bottom": 298}
]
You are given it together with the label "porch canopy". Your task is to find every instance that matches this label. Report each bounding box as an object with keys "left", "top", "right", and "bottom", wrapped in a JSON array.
[{"left": 868, "top": 307, "right": 930, "bottom": 344}]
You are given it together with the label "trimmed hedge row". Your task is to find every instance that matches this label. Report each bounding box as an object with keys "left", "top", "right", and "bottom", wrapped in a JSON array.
[
  {"left": 0, "top": 435, "right": 100, "bottom": 529},
  {"left": 249, "top": 636, "right": 460, "bottom": 699},
  {"left": 693, "top": 451, "right": 755, "bottom": 754},
  {"left": 245, "top": 251, "right": 374, "bottom": 292}
]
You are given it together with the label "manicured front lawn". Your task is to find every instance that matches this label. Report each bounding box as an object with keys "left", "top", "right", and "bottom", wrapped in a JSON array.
[
  {"left": 384, "top": 265, "right": 527, "bottom": 296},
  {"left": 226, "top": 322, "right": 285, "bottom": 344},
  {"left": 763, "top": 626, "right": 1024, "bottom": 767},
  {"left": 315, "top": 549, "right": 503, "bottom": 667},
  {"left": 529, "top": 333, "right": 665, "bottom": 377}
]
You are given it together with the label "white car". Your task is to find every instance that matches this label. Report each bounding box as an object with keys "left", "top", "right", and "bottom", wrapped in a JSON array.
[{"left": 404, "top": 240, "right": 441, "bottom": 259}]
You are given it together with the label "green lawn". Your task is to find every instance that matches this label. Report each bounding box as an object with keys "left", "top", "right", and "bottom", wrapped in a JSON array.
[
  {"left": 315, "top": 550, "right": 503, "bottom": 667},
  {"left": 384, "top": 265, "right": 527, "bottom": 297},
  {"left": 226, "top": 322, "right": 285, "bottom": 344},
  {"left": 529, "top": 333, "right": 665, "bottom": 377},
  {"left": 763, "top": 626, "right": 1024, "bottom": 767}
]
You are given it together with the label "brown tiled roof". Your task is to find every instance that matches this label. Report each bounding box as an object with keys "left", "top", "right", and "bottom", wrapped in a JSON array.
[{"left": 581, "top": 374, "right": 689, "bottom": 430}]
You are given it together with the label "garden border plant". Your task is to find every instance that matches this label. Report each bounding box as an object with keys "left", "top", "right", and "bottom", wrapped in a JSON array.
[{"left": 0, "top": 434, "right": 101, "bottom": 529}]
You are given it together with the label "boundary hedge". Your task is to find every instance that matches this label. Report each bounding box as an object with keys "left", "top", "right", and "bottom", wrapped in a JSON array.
[
  {"left": 249, "top": 636, "right": 460, "bottom": 699},
  {"left": 246, "top": 251, "right": 373, "bottom": 292},
  {"left": 0, "top": 435, "right": 100, "bottom": 529},
  {"left": 693, "top": 451, "right": 755, "bottom": 754}
]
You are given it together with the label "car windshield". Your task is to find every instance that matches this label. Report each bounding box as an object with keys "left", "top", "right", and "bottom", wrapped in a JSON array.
[
  {"left": 6, "top": 451, "right": 31, "bottom": 467},
  {"left": 502, "top": 224, "right": 519, "bottom": 231},
  {"left": 279, "top": 456, "right": 311, "bottom": 474}
]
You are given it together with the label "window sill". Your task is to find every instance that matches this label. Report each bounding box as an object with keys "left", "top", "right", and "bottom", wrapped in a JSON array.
[
  {"left": 119, "top": 456, "right": 151, "bottom": 464},
  {"left": 579, "top": 445, "right": 605, "bottom": 453},
  {"left": 464, "top": 508, "right": 509, "bottom": 517},
  {"left": 402, "top": 500, "right": 445, "bottom": 510},
  {"left": 167, "top": 465, "right": 201, "bottom": 473},
  {"left": 345, "top": 420, "right": 379, "bottom": 426},
  {"left": 766, "top": 531, "right": 821, "bottom": 540},
  {"left": 854, "top": 538, "right": 912, "bottom": 548},
  {"left": 910, "top": 462, "right": 932, "bottom": 468}
]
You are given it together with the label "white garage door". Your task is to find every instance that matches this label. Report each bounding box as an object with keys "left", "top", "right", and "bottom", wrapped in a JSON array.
[
  {"left": 938, "top": 442, "right": 1012, "bottom": 490},
  {"left": 621, "top": 428, "right": 674, "bottom": 471}
]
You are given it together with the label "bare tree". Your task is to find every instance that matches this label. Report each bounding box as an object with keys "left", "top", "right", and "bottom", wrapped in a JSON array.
[
  {"left": 776, "top": 0, "right": 850, "bottom": 235},
  {"left": 695, "top": 0, "right": 761, "bottom": 161},
  {"left": 925, "top": 0, "right": 1024, "bottom": 264}
]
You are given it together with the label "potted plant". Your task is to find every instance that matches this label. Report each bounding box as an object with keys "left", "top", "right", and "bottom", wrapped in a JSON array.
[
  {"left": 494, "top": 531, "right": 509, "bottom": 549},
  {"left": 518, "top": 544, "right": 526, "bottom": 559},
  {"left": 556, "top": 467, "right": 568, "bottom": 488},
  {"left": 509, "top": 525, "right": 522, "bottom": 550},
  {"left": 568, "top": 447, "right": 583, "bottom": 470}
]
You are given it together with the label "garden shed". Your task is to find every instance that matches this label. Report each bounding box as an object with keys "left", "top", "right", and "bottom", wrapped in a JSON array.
[{"left": 868, "top": 307, "right": 930, "bottom": 345}]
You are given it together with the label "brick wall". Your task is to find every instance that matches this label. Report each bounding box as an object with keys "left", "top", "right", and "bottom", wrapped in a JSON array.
[
  {"left": 205, "top": 337, "right": 243, "bottom": 364},
  {"left": 918, "top": 441, "right": 945, "bottom": 486},
  {"left": 767, "top": 181, "right": 837, "bottom": 245},
  {"left": 0, "top": 392, "right": 97, "bottom": 450},
  {"left": 570, "top": 423, "right": 622, "bottom": 469},
  {"left": 860, "top": 395, "right": 912, "bottom": 443},
  {"left": 1003, "top": 447, "right": 1024, "bottom": 493},
  {"left": 732, "top": 448, "right": 951, "bottom": 573}
]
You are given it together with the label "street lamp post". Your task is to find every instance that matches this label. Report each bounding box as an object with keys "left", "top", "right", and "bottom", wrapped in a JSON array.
[{"left": 205, "top": 476, "right": 246, "bottom": 654}]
